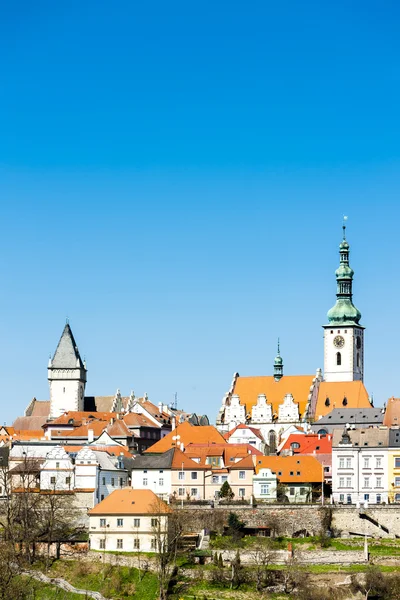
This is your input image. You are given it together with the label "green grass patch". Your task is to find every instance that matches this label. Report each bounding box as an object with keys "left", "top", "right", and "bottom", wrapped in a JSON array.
[{"left": 39, "top": 559, "right": 159, "bottom": 600}]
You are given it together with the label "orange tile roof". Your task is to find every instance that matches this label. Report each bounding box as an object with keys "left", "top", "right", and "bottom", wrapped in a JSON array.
[
  {"left": 383, "top": 397, "right": 400, "bottom": 427},
  {"left": 279, "top": 433, "right": 332, "bottom": 455},
  {"left": 315, "top": 381, "right": 371, "bottom": 419},
  {"left": 89, "top": 488, "right": 171, "bottom": 515},
  {"left": 107, "top": 420, "right": 131, "bottom": 438},
  {"left": 170, "top": 447, "right": 206, "bottom": 469},
  {"left": 184, "top": 443, "right": 259, "bottom": 469},
  {"left": 233, "top": 375, "right": 315, "bottom": 417},
  {"left": 12, "top": 430, "right": 46, "bottom": 441},
  {"left": 53, "top": 421, "right": 107, "bottom": 438},
  {"left": 46, "top": 411, "right": 116, "bottom": 427},
  {"left": 63, "top": 445, "right": 134, "bottom": 458},
  {"left": 255, "top": 455, "right": 323, "bottom": 483},
  {"left": 140, "top": 401, "right": 171, "bottom": 423},
  {"left": 144, "top": 421, "right": 226, "bottom": 453},
  {"left": 185, "top": 442, "right": 262, "bottom": 459},
  {"left": 123, "top": 413, "right": 156, "bottom": 428}
]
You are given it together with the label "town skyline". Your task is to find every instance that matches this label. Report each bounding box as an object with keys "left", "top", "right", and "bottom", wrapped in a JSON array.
[{"left": 2, "top": 213, "right": 398, "bottom": 425}]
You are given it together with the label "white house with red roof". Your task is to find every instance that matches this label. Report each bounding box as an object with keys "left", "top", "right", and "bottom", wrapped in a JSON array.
[{"left": 223, "top": 423, "right": 268, "bottom": 454}]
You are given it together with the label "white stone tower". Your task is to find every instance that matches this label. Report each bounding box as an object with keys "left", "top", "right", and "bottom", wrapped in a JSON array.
[
  {"left": 323, "top": 224, "right": 364, "bottom": 382},
  {"left": 48, "top": 323, "right": 87, "bottom": 418}
]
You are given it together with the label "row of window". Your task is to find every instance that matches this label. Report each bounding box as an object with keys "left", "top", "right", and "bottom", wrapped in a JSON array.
[
  {"left": 339, "top": 457, "right": 383, "bottom": 469},
  {"left": 339, "top": 494, "right": 384, "bottom": 504},
  {"left": 49, "top": 476, "right": 127, "bottom": 486},
  {"left": 338, "top": 476, "right": 384, "bottom": 488},
  {"left": 338, "top": 458, "right": 400, "bottom": 468},
  {"left": 143, "top": 478, "right": 164, "bottom": 487},
  {"left": 99, "top": 538, "right": 158, "bottom": 550},
  {"left": 99, "top": 518, "right": 159, "bottom": 528}
]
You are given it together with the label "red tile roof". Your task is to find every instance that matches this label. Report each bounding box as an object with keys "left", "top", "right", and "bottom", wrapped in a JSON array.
[
  {"left": 144, "top": 421, "right": 226, "bottom": 453},
  {"left": 279, "top": 433, "right": 332, "bottom": 455},
  {"left": 255, "top": 455, "right": 323, "bottom": 483},
  {"left": 89, "top": 488, "right": 171, "bottom": 515}
]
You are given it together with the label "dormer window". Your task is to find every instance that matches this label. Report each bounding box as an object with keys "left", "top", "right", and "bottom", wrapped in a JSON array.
[
  {"left": 343, "top": 397, "right": 348, "bottom": 406},
  {"left": 325, "top": 398, "right": 330, "bottom": 407}
]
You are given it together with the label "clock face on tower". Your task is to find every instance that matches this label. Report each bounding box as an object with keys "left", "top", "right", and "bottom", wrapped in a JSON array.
[{"left": 333, "top": 335, "right": 345, "bottom": 348}]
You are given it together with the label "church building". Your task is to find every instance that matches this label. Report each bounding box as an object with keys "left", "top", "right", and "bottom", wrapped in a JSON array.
[{"left": 216, "top": 226, "right": 373, "bottom": 450}]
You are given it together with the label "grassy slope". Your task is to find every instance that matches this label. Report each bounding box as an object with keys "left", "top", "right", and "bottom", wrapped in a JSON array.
[{"left": 33, "top": 560, "right": 159, "bottom": 600}]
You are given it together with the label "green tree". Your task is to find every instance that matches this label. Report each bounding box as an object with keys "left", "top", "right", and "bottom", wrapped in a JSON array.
[
  {"left": 219, "top": 481, "right": 234, "bottom": 500},
  {"left": 227, "top": 512, "right": 246, "bottom": 541}
]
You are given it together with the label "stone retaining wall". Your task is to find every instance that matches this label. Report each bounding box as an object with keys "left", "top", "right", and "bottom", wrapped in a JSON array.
[{"left": 178, "top": 504, "right": 400, "bottom": 539}]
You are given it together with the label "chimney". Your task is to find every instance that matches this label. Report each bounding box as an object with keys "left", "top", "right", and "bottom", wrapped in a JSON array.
[
  {"left": 172, "top": 417, "right": 176, "bottom": 431},
  {"left": 110, "top": 418, "right": 114, "bottom": 425},
  {"left": 180, "top": 442, "right": 184, "bottom": 452},
  {"left": 318, "top": 434, "right": 320, "bottom": 440},
  {"left": 158, "top": 402, "right": 163, "bottom": 414},
  {"left": 45, "top": 428, "right": 51, "bottom": 440},
  {"left": 88, "top": 429, "right": 94, "bottom": 443}
]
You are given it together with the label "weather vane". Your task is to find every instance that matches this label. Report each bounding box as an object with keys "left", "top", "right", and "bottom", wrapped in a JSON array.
[{"left": 342, "top": 215, "right": 348, "bottom": 239}]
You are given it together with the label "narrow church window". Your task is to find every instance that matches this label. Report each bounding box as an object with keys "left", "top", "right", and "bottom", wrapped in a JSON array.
[
  {"left": 336, "top": 352, "right": 341, "bottom": 366},
  {"left": 63, "top": 387, "right": 65, "bottom": 393},
  {"left": 268, "top": 431, "right": 276, "bottom": 454},
  {"left": 357, "top": 353, "right": 360, "bottom": 367}
]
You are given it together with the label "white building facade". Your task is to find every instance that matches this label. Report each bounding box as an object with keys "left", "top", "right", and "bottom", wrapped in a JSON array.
[{"left": 332, "top": 428, "right": 389, "bottom": 505}]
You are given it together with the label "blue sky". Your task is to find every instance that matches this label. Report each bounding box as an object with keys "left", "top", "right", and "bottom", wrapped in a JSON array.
[{"left": 0, "top": 1, "right": 400, "bottom": 423}]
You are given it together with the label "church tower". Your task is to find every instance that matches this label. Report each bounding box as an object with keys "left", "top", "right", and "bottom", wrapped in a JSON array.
[
  {"left": 323, "top": 224, "right": 364, "bottom": 382},
  {"left": 48, "top": 323, "right": 87, "bottom": 419}
]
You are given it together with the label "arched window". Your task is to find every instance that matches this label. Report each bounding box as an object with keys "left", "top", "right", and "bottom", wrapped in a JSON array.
[
  {"left": 357, "top": 353, "right": 360, "bottom": 368},
  {"left": 318, "top": 429, "right": 328, "bottom": 436},
  {"left": 336, "top": 352, "right": 341, "bottom": 366},
  {"left": 268, "top": 430, "right": 277, "bottom": 454}
]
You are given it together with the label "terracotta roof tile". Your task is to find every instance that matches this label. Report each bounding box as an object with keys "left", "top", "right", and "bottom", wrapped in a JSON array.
[
  {"left": 144, "top": 421, "right": 226, "bottom": 453},
  {"left": 315, "top": 381, "right": 371, "bottom": 419},
  {"left": 232, "top": 375, "right": 315, "bottom": 417},
  {"left": 280, "top": 433, "right": 333, "bottom": 455},
  {"left": 89, "top": 488, "right": 171, "bottom": 515},
  {"left": 383, "top": 397, "right": 400, "bottom": 427},
  {"left": 255, "top": 455, "right": 323, "bottom": 483}
]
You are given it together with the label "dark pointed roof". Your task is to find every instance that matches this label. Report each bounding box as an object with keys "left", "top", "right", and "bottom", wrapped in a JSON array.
[{"left": 51, "top": 324, "right": 85, "bottom": 369}]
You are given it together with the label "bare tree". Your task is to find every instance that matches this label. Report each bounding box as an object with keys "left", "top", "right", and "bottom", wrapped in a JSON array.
[
  {"left": 249, "top": 539, "right": 274, "bottom": 591},
  {"left": 150, "top": 499, "right": 188, "bottom": 600}
]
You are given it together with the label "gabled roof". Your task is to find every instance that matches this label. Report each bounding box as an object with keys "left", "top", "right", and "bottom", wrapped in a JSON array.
[
  {"left": 279, "top": 433, "right": 332, "bottom": 455},
  {"left": 131, "top": 447, "right": 205, "bottom": 471},
  {"left": 184, "top": 443, "right": 260, "bottom": 468},
  {"left": 51, "top": 324, "right": 85, "bottom": 369},
  {"left": 123, "top": 413, "right": 157, "bottom": 428},
  {"left": 89, "top": 488, "right": 171, "bottom": 515},
  {"left": 144, "top": 421, "right": 226, "bottom": 453},
  {"left": 232, "top": 375, "right": 315, "bottom": 417},
  {"left": 315, "top": 381, "right": 371, "bottom": 419},
  {"left": 223, "top": 423, "right": 264, "bottom": 441},
  {"left": 383, "top": 398, "right": 400, "bottom": 427},
  {"left": 46, "top": 411, "right": 115, "bottom": 427},
  {"left": 255, "top": 455, "right": 322, "bottom": 483},
  {"left": 13, "top": 416, "right": 48, "bottom": 431}
]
